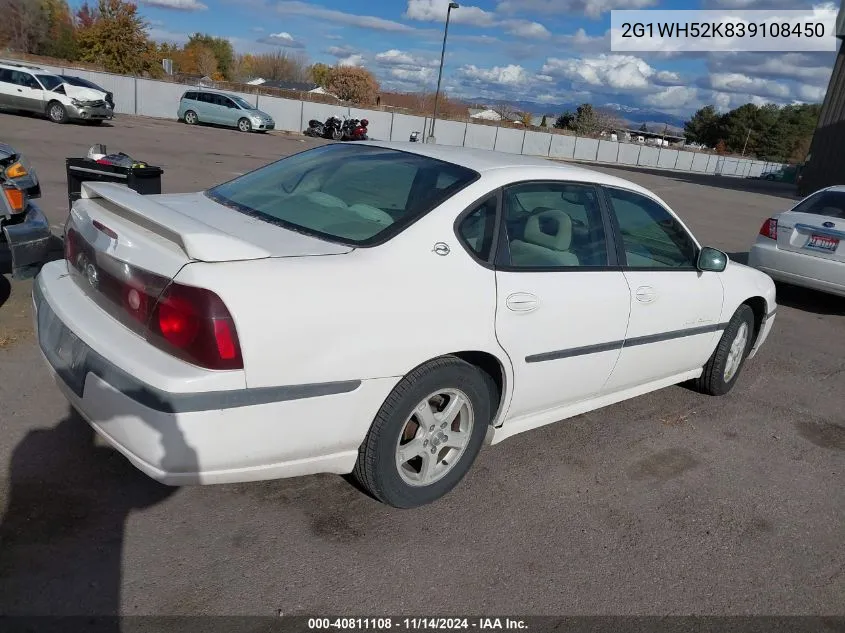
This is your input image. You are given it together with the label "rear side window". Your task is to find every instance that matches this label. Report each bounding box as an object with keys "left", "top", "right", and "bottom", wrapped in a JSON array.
[
  {"left": 791, "top": 190, "right": 845, "bottom": 219},
  {"left": 458, "top": 196, "right": 498, "bottom": 261},
  {"left": 206, "top": 144, "right": 479, "bottom": 246},
  {"left": 0, "top": 69, "right": 11, "bottom": 83}
]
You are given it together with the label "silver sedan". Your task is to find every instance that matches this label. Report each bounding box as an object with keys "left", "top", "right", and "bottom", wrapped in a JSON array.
[{"left": 749, "top": 186, "right": 845, "bottom": 297}]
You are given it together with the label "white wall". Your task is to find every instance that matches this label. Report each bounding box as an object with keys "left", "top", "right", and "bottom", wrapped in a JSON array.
[
  {"left": 522, "top": 131, "right": 552, "bottom": 157},
  {"left": 3, "top": 58, "right": 793, "bottom": 181},
  {"left": 494, "top": 127, "right": 525, "bottom": 154},
  {"left": 464, "top": 123, "right": 497, "bottom": 150}
]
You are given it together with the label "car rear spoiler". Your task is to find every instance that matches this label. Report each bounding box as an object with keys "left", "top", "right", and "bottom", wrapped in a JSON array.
[{"left": 79, "top": 181, "right": 272, "bottom": 262}]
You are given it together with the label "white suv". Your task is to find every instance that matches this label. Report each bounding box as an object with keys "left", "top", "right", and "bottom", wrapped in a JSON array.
[{"left": 0, "top": 62, "right": 114, "bottom": 124}]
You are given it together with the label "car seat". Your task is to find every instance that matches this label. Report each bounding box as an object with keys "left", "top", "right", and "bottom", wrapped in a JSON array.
[{"left": 509, "top": 209, "right": 580, "bottom": 267}]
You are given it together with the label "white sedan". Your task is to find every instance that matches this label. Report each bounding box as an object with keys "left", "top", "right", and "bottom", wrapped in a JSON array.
[
  {"left": 748, "top": 185, "right": 845, "bottom": 297},
  {"left": 33, "top": 142, "right": 777, "bottom": 508}
]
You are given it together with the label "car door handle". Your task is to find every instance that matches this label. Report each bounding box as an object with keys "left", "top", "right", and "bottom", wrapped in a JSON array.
[
  {"left": 506, "top": 292, "right": 539, "bottom": 312},
  {"left": 635, "top": 286, "right": 657, "bottom": 303},
  {"left": 17, "top": 89, "right": 22, "bottom": 92}
]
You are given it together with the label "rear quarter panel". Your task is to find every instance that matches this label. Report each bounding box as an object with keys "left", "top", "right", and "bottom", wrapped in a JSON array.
[{"left": 172, "top": 178, "right": 508, "bottom": 390}]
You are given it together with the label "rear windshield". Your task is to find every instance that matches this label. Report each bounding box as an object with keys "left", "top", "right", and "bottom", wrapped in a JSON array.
[
  {"left": 206, "top": 144, "right": 479, "bottom": 246},
  {"left": 792, "top": 190, "right": 845, "bottom": 219}
]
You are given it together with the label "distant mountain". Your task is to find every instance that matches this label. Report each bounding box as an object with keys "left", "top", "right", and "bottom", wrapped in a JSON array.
[{"left": 465, "top": 96, "right": 688, "bottom": 133}]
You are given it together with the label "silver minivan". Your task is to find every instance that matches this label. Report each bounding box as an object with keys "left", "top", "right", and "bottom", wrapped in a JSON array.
[{"left": 177, "top": 89, "right": 275, "bottom": 132}]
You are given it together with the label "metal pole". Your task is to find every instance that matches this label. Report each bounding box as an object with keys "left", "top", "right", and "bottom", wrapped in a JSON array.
[
  {"left": 429, "top": 3, "right": 457, "bottom": 143},
  {"left": 741, "top": 128, "right": 751, "bottom": 156}
]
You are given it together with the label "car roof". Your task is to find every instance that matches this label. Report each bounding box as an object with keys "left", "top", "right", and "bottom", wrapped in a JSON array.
[
  {"left": 356, "top": 140, "right": 660, "bottom": 196},
  {"left": 184, "top": 88, "right": 234, "bottom": 97}
]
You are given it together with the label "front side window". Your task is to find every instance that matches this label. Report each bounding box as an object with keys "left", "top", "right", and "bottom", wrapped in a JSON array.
[
  {"left": 605, "top": 187, "right": 698, "bottom": 268},
  {"left": 206, "top": 144, "right": 478, "bottom": 246},
  {"left": 501, "top": 182, "right": 610, "bottom": 269},
  {"left": 35, "top": 74, "right": 62, "bottom": 90},
  {"left": 231, "top": 95, "right": 254, "bottom": 110},
  {"left": 791, "top": 189, "right": 845, "bottom": 219}
]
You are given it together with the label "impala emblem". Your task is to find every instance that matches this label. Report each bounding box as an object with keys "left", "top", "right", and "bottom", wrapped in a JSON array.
[
  {"left": 432, "top": 242, "right": 450, "bottom": 256},
  {"left": 822, "top": 221, "right": 835, "bottom": 228},
  {"left": 85, "top": 262, "right": 99, "bottom": 289}
]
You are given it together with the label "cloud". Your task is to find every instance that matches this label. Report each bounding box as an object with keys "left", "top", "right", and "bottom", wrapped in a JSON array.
[
  {"left": 251, "top": 26, "right": 265, "bottom": 33},
  {"left": 643, "top": 86, "right": 699, "bottom": 109},
  {"left": 556, "top": 28, "right": 610, "bottom": 52},
  {"left": 655, "top": 70, "right": 684, "bottom": 85},
  {"left": 502, "top": 19, "right": 551, "bottom": 38},
  {"left": 404, "top": 0, "right": 552, "bottom": 39},
  {"left": 706, "top": 72, "right": 792, "bottom": 98},
  {"left": 375, "top": 49, "right": 438, "bottom": 68},
  {"left": 338, "top": 54, "right": 366, "bottom": 67},
  {"left": 325, "top": 34, "right": 344, "bottom": 40},
  {"left": 456, "top": 64, "right": 533, "bottom": 86},
  {"left": 796, "top": 83, "right": 826, "bottom": 101},
  {"left": 258, "top": 31, "right": 306, "bottom": 48},
  {"left": 326, "top": 45, "right": 358, "bottom": 58},
  {"left": 707, "top": 52, "right": 834, "bottom": 85},
  {"left": 404, "top": 0, "right": 497, "bottom": 26},
  {"left": 389, "top": 66, "right": 437, "bottom": 84},
  {"left": 496, "top": 0, "right": 659, "bottom": 19},
  {"left": 541, "top": 54, "right": 658, "bottom": 90},
  {"left": 275, "top": 1, "right": 416, "bottom": 32},
  {"left": 139, "top": 0, "right": 207, "bottom": 9}
]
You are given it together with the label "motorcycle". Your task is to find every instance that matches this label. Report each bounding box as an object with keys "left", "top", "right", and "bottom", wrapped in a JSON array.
[
  {"left": 304, "top": 115, "right": 343, "bottom": 140},
  {"left": 304, "top": 118, "right": 325, "bottom": 138},
  {"left": 409, "top": 131, "right": 420, "bottom": 142},
  {"left": 341, "top": 116, "right": 369, "bottom": 141},
  {"left": 0, "top": 143, "right": 52, "bottom": 279}
]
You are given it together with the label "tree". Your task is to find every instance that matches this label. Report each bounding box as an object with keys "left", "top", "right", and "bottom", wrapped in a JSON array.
[
  {"left": 328, "top": 65, "right": 379, "bottom": 105},
  {"left": 76, "top": 0, "right": 99, "bottom": 28},
  {"left": 0, "top": 0, "right": 48, "bottom": 54},
  {"left": 540, "top": 114, "right": 547, "bottom": 127},
  {"left": 554, "top": 111, "right": 575, "bottom": 129},
  {"left": 309, "top": 62, "right": 332, "bottom": 87},
  {"left": 194, "top": 45, "right": 218, "bottom": 78},
  {"left": 185, "top": 33, "right": 233, "bottom": 80},
  {"left": 250, "top": 50, "right": 309, "bottom": 82},
  {"left": 76, "top": 0, "right": 159, "bottom": 76},
  {"left": 520, "top": 112, "right": 533, "bottom": 127},
  {"left": 41, "top": 0, "right": 77, "bottom": 60},
  {"left": 493, "top": 102, "right": 519, "bottom": 122},
  {"left": 684, "top": 105, "right": 721, "bottom": 147},
  {"left": 639, "top": 123, "right": 648, "bottom": 132}
]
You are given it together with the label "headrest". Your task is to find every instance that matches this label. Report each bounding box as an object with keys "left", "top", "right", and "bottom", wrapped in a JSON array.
[{"left": 523, "top": 209, "right": 573, "bottom": 251}]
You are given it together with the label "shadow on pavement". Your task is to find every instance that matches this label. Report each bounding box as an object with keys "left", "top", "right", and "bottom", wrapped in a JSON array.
[
  {"left": 774, "top": 282, "right": 845, "bottom": 317},
  {"left": 0, "top": 393, "right": 197, "bottom": 628},
  {"left": 728, "top": 251, "right": 844, "bottom": 317},
  {"left": 589, "top": 164, "right": 801, "bottom": 201}
]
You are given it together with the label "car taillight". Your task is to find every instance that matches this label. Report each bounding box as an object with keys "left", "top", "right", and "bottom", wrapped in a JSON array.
[
  {"left": 64, "top": 225, "right": 243, "bottom": 370},
  {"left": 759, "top": 218, "right": 778, "bottom": 240},
  {"left": 149, "top": 282, "right": 243, "bottom": 370}
]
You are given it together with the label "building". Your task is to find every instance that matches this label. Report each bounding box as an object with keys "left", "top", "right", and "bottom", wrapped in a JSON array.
[{"left": 797, "top": 0, "right": 845, "bottom": 195}]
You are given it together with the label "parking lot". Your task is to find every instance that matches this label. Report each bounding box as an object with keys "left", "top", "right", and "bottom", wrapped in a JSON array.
[{"left": 0, "top": 114, "right": 843, "bottom": 617}]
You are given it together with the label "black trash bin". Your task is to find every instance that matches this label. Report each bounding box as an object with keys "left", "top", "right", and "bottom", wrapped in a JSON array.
[{"left": 65, "top": 157, "right": 164, "bottom": 213}]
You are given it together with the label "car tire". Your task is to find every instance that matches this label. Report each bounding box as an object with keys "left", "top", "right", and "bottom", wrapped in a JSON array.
[
  {"left": 184, "top": 110, "right": 198, "bottom": 125},
  {"left": 47, "top": 101, "right": 68, "bottom": 124},
  {"left": 692, "top": 304, "right": 755, "bottom": 396},
  {"left": 238, "top": 118, "right": 252, "bottom": 133},
  {"left": 353, "top": 356, "right": 496, "bottom": 508}
]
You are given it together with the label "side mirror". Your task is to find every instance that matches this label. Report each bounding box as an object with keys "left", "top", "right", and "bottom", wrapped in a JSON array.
[{"left": 697, "top": 246, "right": 728, "bottom": 272}]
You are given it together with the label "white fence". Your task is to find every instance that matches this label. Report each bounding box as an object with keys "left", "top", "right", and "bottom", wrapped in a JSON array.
[{"left": 10, "top": 59, "right": 790, "bottom": 178}]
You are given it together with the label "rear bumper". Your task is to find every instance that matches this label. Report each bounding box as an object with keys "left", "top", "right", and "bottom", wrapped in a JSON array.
[
  {"left": 33, "top": 262, "right": 396, "bottom": 485},
  {"left": 749, "top": 238, "right": 845, "bottom": 297},
  {"left": 2, "top": 202, "right": 53, "bottom": 279}
]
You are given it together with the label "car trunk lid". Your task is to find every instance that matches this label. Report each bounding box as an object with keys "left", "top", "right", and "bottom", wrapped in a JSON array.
[
  {"left": 64, "top": 182, "right": 353, "bottom": 325},
  {"left": 777, "top": 211, "right": 845, "bottom": 263}
]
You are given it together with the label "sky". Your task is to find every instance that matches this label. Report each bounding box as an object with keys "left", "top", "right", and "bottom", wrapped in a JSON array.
[{"left": 87, "top": 0, "right": 841, "bottom": 117}]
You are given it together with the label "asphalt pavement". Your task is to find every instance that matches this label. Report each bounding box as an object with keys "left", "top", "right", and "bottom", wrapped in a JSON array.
[{"left": 0, "top": 113, "right": 842, "bottom": 617}]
